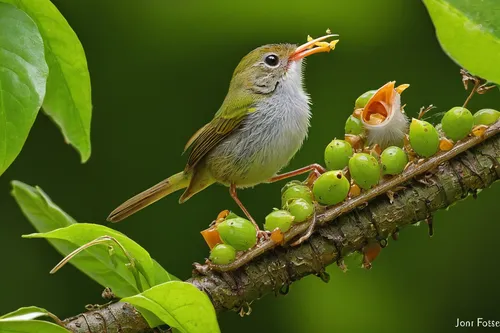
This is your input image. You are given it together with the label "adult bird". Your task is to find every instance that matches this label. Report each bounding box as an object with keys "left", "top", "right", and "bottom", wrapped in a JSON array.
[{"left": 108, "top": 34, "right": 339, "bottom": 237}]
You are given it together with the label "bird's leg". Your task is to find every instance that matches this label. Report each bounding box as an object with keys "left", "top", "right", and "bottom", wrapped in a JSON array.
[
  {"left": 268, "top": 163, "right": 326, "bottom": 185},
  {"left": 229, "top": 183, "right": 268, "bottom": 240}
]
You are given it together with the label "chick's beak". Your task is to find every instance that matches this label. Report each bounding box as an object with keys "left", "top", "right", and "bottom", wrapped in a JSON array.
[
  {"left": 361, "top": 81, "right": 409, "bottom": 125},
  {"left": 289, "top": 34, "right": 339, "bottom": 61}
]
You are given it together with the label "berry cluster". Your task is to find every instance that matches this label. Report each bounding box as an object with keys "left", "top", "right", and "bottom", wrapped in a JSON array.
[{"left": 202, "top": 81, "right": 499, "bottom": 266}]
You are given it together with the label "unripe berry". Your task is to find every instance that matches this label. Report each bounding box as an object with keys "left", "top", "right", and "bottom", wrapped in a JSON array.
[
  {"left": 380, "top": 146, "right": 408, "bottom": 175},
  {"left": 217, "top": 217, "right": 257, "bottom": 251},
  {"left": 324, "top": 139, "right": 353, "bottom": 170},
  {"left": 264, "top": 210, "right": 295, "bottom": 233},
  {"left": 209, "top": 244, "right": 236, "bottom": 265},
  {"left": 313, "top": 170, "right": 350, "bottom": 205},
  {"left": 441, "top": 107, "right": 473, "bottom": 141},
  {"left": 349, "top": 153, "right": 380, "bottom": 189},
  {"left": 409, "top": 118, "right": 439, "bottom": 157},
  {"left": 474, "top": 108, "right": 500, "bottom": 126}
]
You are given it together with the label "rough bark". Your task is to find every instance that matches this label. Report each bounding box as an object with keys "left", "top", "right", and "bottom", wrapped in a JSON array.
[{"left": 63, "top": 125, "right": 499, "bottom": 333}]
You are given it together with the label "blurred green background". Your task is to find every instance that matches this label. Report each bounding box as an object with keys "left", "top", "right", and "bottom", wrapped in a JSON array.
[{"left": 1, "top": 0, "right": 499, "bottom": 332}]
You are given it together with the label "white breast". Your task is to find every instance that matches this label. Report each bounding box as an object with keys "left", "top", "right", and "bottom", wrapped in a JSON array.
[{"left": 207, "top": 61, "right": 311, "bottom": 187}]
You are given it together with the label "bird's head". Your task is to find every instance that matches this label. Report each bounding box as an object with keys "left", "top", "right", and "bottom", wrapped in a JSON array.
[
  {"left": 227, "top": 35, "right": 338, "bottom": 98},
  {"left": 359, "top": 81, "right": 410, "bottom": 148}
]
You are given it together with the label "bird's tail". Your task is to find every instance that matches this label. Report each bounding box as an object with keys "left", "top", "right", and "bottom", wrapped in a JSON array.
[{"left": 107, "top": 171, "right": 190, "bottom": 222}]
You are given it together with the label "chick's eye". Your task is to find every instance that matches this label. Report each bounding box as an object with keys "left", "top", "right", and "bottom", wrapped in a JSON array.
[{"left": 264, "top": 54, "right": 279, "bottom": 67}]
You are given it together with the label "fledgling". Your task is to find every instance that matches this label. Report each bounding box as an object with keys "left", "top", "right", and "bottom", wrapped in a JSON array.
[{"left": 360, "top": 81, "right": 410, "bottom": 148}]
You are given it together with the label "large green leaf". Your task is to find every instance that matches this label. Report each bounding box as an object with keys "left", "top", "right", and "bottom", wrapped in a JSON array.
[
  {"left": 0, "top": 3, "right": 48, "bottom": 176},
  {"left": 122, "top": 281, "right": 220, "bottom": 333},
  {"left": 4, "top": 0, "right": 92, "bottom": 162},
  {"left": 423, "top": 0, "right": 500, "bottom": 84},
  {"left": 0, "top": 320, "right": 69, "bottom": 333},
  {"left": 12, "top": 181, "right": 178, "bottom": 298}
]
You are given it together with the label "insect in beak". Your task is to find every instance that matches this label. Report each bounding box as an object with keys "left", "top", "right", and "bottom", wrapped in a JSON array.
[{"left": 289, "top": 34, "right": 339, "bottom": 61}]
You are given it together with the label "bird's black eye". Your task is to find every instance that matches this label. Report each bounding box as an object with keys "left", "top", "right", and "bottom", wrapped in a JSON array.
[{"left": 264, "top": 54, "right": 279, "bottom": 67}]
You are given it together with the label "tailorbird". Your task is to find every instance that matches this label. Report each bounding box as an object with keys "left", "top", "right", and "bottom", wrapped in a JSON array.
[{"left": 108, "top": 34, "right": 339, "bottom": 236}]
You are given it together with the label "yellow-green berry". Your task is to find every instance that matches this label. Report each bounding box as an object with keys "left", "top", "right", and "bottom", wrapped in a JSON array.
[
  {"left": 355, "top": 90, "right": 376, "bottom": 109},
  {"left": 474, "top": 108, "right": 500, "bottom": 126},
  {"left": 312, "top": 170, "right": 350, "bottom": 205},
  {"left": 285, "top": 198, "right": 314, "bottom": 222},
  {"left": 209, "top": 244, "right": 236, "bottom": 265},
  {"left": 281, "top": 185, "right": 313, "bottom": 206},
  {"left": 217, "top": 217, "right": 257, "bottom": 251},
  {"left": 441, "top": 106, "right": 473, "bottom": 141},
  {"left": 281, "top": 180, "right": 303, "bottom": 195},
  {"left": 324, "top": 139, "right": 353, "bottom": 170},
  {"left": 345, "top": 115, "right": 363, "bottom": 135},
  {"left": 349, "top": 153, "right": 380, "bottom": 190},
  {"left": 264, "top": 210, "right": 295, "bottom": 232},
  {"left": 409, "top": 118, "right": 439, "bottom": 157},
  {"left": 380, "top": 146, "right": 408, "bottom": 175}
]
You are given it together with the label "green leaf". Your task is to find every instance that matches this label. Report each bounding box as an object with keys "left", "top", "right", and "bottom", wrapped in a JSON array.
[
  {"left": 423, "top": 0, "right": 500, "bottom": 84},
  {"left": 24, "top": 223, "right": 158, "bottom": 296},
  {"left": 11, "top": 181, "right": 76, "bottom": 233},
  {"left": 0, "top": 320, "right": 69, "bottom": 333},
  {"left": 122, "top": 281, "right": 220, "bottom": 333},
  {"left": 0, "top": 306, "right": 51, "bottom": 321},
  {"left": 3, "top": 0, "right": 92, "bottom": 162},
  {"left": 12, "top": 181, "right": 177, "bottom": 296},
  {"left": 0, "top": 3, "right": 48, "bottom": 176}
]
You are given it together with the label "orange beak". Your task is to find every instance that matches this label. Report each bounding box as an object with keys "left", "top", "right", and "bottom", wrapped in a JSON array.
[
  {"left": 361, "top": 81, "right": 409, "bottom": 125},
  {"left": 289, "top": 34, "right": 339, "bottom": 61},
  {"left": 362, "top": 81, "right": 396, "bottom": 125}
]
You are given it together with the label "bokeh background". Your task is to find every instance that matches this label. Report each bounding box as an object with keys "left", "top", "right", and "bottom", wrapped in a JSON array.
[{"left": 1, "top": 0, "right": 499, "bottom": 332}]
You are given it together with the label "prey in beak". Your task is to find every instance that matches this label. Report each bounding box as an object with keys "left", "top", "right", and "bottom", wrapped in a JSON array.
[
  {"left": 289, "top": 34, "right": 339, "bottom": 61},
  {"left": 358, "top": 81, "right": 410, "bottom": 148}
]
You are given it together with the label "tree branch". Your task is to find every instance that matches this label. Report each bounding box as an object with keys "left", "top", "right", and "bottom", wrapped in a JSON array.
[{"left": 63, "top": 124, "right": 499, "bottom": 333}]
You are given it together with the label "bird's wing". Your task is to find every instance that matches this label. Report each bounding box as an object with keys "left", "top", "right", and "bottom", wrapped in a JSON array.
[{"left": 184, "top": 97, "right": 256, "bottom": 171}]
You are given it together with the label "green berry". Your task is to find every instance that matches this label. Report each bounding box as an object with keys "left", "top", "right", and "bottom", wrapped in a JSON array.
[
  {"left": 409, "top": 118, "right": 440, "bottom": 157},
  {"left": 217, "top": 217, "right": 257, "bottom": 251},
  {"left": 225, "top": 211, "right": 239, "bottom": 220},
  {"left": 281, "top": 180, "right": 303, "bottom": 195},
  {"left": 348, "top": 153, "right": 380, "bottom": 190},
  {"left": 474, "top": 108, "right": 500, "bottom": 126},
  {"left": 441, "top": 107, "right": 473, "bottom": 141},
  {"left": 355, "top": 90, "right": 376, "bottom": 109},
  {"left": 285, "top": 198, "right": 314, "bottom": 222},
  {"left": 209, "top": 244, "right": 236, "bottom": 265},
  {"left": 324, "top": 139, "right": 353, "bottom": 170},
  {"left": 312, "top": 170, "right": 350, "bottom": 205},
  {"left": 281, "top": 185, "right": 313, "bottom": 207},
  {"left": 264, "top": 210, "right": 295, "bottom": 232},
  {"left": 345, "top": 115, "right": 363, "bottom": 135},
  {"left": 380, "top": 146, "right": 408, "bottom": 175}
]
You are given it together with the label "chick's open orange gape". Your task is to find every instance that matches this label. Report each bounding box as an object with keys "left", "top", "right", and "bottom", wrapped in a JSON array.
[
  {"left": 356, "top": 81, "right": 410, "bottom": 148},
  {"left": 108, "top": 33, "right": 339, "bottom": 239}
]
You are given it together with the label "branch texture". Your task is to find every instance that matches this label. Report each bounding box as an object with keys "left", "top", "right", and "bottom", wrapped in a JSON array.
[{"left": 64, "top": 126, "right": 499, "bottom": 333}]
